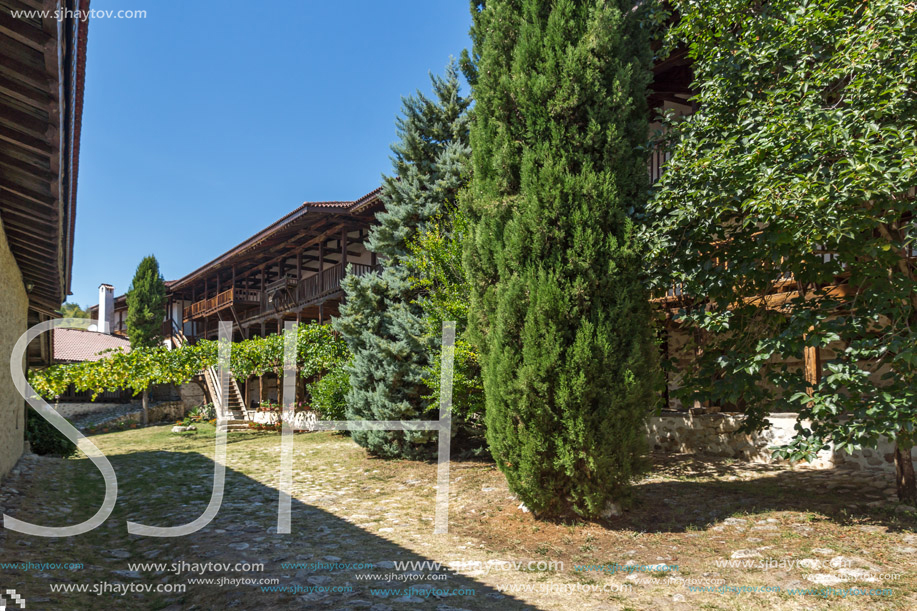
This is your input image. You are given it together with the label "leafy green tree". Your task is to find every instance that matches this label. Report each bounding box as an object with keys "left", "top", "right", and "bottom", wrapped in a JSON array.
[
  {"left": 126, "top": 255, "right": 167, "bottom": 423},
  {"left": 406, "top": 210, "right": 485, "bottom": 441},
  {"left": 462, "top": 0, "right": 660, "bottom": 518},
  {"left": 335, "top": 62, "right": 472, "bottom": 459},
  {"left": 60, "top": 302, "right": 90, "bottom": 328},
  {"left": 649, "top": 1, "right": 917, "bottom": 500}
]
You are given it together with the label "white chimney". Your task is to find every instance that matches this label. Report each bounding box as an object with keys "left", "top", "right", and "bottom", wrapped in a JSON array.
[{"left": 98, "top": 284, "right": 114, "bottom": 334}]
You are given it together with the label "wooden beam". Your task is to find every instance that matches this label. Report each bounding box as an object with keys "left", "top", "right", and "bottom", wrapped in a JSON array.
[
  {"left": 0, "top": 121, "right": 50, "bottom": 155},
  {"left": 5, "top": 229, "right": 56, "bottom": 255},
  {"left": 0, "top": 70, "right": 51, "bottom": 108},
  {"left": 0, "top": 203, "right": 55, "bottom": 229},
  {"left": 0, "top": 11, "right": 51, "bottom": 50},
  {"left": 0, "top": 102, "right": 48, "bottom": 138},
  {"left": 230, "top": 223, "right": 347, "bottom": 279},
  {"left": 0, "top": 179, "right": 54, "bottom": 207},
  {"left": 0, "top": 149, "right": 51, "bottom": 180}
]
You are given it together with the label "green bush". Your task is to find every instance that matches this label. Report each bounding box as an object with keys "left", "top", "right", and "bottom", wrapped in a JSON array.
[
  {"left": 307, "top": 364, "right": 350, "bottom": 421},
  {"left": 26, "top": 408, "right": 77, "bottom": 457}
]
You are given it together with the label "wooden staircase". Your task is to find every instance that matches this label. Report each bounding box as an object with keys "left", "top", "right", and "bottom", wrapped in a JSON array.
[{"left": 170, "top": 321, "right": 250, "bottom": 432}]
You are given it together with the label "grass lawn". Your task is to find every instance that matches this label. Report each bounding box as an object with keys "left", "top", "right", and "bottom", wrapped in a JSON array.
[{"left": 1, "top": 424, "right": 916, "bottom": 610}]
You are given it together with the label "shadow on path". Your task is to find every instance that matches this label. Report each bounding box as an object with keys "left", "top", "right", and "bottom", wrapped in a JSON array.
[{"left": 2, "top": 448, "right": 541, "bottom": 610}]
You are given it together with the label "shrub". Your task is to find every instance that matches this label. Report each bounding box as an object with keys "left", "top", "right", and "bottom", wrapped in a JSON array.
[
  {"left": 308, "top": 364, "right": 350, "bottom": 421},
  {"left": 26, "top": 408, "right": 77, "bottom": 457}
]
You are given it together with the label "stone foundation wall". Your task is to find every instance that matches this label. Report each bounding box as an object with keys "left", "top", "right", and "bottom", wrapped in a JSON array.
[
  {"left": 250, "top": 410, "right": 317, "bottom": 429},
  {"left": 96, "top": 401, "right": 189, "bottom": 427},
  {"left": 647, "top": 412, "right": 915, "bottom": 473},
  {"left": 54, "top": 401, "right": 140, "bottom": 419},
  {"left": 56, "top": 382, "right": 206, "bottom": 422},
  {"left": 180, "top": 380, "right": 207, "bottom": 410}
]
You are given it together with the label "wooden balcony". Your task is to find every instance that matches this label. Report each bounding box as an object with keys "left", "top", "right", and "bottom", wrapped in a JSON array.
[
  {"left": 186, "top": 263, "right": 379, "bottom": 325},
  {"left": 295, "top": 262, "right": 375, "bottom": 306},
  {"left": 183, "top": 287, "right": 261, "bottom": 321}
]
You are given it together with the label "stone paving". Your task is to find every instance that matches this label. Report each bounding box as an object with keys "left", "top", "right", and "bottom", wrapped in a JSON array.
[{"left": 2, "top": 427, "right": 917, "bottom": 610}]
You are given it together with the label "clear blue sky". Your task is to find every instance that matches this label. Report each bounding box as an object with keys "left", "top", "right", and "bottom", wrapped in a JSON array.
[{"left": 71, "top": 0, "right": 472, "bottom": 308}]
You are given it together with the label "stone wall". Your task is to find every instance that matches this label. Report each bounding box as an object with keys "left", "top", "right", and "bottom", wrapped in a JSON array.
[
  {"left": 0, "top": 219, "right": 28, "bottom": 479},
  {"left": 647, "top": 411, "right": 915, "bottom": 473},
  {"left": 54, "top": 401, "right": 141, "bottom": 419},
  {"left": 250, "top": 410, "right": 317, "bottom": 429},
  {"left": 56, "top": 382, "right": 206, "bottom": 421},
  {"left": 179, "top": 380, "right": 207, "bottom": 410},
  {"left": 98, "top": 401, "right": 189, "bottom": 427}
]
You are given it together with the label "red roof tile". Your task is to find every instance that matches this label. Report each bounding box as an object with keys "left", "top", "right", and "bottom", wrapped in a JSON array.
[{"left": 53, "top": 328, "right": 131, "bottom": 363}]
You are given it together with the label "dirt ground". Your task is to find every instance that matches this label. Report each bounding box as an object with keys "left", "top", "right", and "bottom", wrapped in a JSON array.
[{"left": 1, "top": 424, "right": 915, "bottom": 610}]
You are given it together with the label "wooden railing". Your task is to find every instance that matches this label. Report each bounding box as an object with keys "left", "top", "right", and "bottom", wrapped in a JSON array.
[
  {"left": 296, "top": 262, "right": 375, "bottom": 305},
  {"left": 266, "top": 273, "right": 298, "bottom": 294},
  {"left": 185, "top": 263, "right": 380, "bottom": 323},
  {"left": 183, "top": 287, "right": 262, "bottom": 321}
]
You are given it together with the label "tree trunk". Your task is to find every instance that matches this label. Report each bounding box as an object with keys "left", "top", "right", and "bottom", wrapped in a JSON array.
[
  {"left": 895, "top": 440, "right": 917, "bottom": 504},
  {"left": 142, "top": 388, "right": 149, "bottom": 426},
  {"left": 259, "top": 375, "right": 265, "bottom": 405}
]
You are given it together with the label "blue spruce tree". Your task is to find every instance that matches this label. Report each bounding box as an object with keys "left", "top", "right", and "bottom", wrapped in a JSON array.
[{"left": 335, "top": 63, "right": 471, "bottom": 458}]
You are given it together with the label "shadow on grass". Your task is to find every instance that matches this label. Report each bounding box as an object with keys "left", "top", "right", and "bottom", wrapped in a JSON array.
[
  {"left": 569, "top": 453, "right": 917, "bottom": 534},
  {"left": 461, "top": 453, "right": 917, "bottom": 538},
  {"left": 2, "top": 447, "right": 541, "bottom": 611}
]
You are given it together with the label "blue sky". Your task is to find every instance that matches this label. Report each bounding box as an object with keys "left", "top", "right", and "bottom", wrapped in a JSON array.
[{"left": 71, "top": 0, "right": 472, "bottom": 307}]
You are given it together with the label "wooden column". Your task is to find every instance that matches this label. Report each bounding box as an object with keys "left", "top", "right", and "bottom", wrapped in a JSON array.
[
  {"left": 341, "top": 227, "right": 348, "bottom": 266},
  {"left": 260, "top": 265, "right": 266, "bottom": 313},
  {"left": 804, "top": 342, "right": 822, "bottom": 397},
  {"left": 318, "top": 240, "right": 324, "bottom": 291}
]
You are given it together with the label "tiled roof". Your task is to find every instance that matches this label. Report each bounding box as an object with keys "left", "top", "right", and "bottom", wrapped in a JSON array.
[
  {"left": 349, "top": 186, "right": 384, "bottom": 213},
  {"left": 304, "top": 200, "right": 352, "bottom": 208},
  {"left": 168, "top": 187, "right": 383, "bottom": 290},
  {"left": 53, "top": 328, "right": 131, "bottom": 363}
]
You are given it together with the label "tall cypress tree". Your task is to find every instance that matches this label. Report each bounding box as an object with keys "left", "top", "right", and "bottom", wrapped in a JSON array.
[
  {"left": 126, "top": 255, "right": 167, "bottom": 349},
  {"left": 126, "top": 254, "right": 167, "bottom": 424},
  {"left": 462, "top": 0, "right": 659, "bottom": 517},
  {"left": 335, "top": 63, "right": 471, "bottom": 458}
]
